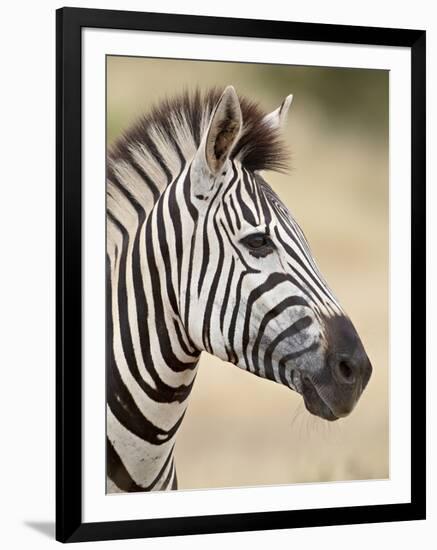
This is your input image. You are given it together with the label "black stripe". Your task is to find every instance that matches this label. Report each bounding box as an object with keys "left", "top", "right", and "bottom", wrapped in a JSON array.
[
  {"left": 222, "top": 198, "right": 236, "bottom": 235},
  {"left": 220, "top": 164, "right": 240, "bottom": 235},
  {"left": 236, "top": 178, "right": 257, "bottom": 226},
  {"left": 227, "top": 271, "right": 246, "bottom": 358},
  {"left": 183, "top": 168, "right": 199, "bottom": 221},
  {"left": 243, "top": 168, "right": 261, "bottom": 225},
  {"left": 167, "top": 168, "right": 185, "bottom": 303},
  {"left": 155, "top": 189, "right": 179, "bottom": 314},
  {"left": 202, "top": 203, "right": 225, "bottom": 353},
  {"left": 161, "top": 457, "right": 176, "bottom": 491},
  {"left": 171, "top": 467, "right": 178, "bottom": 490},
  {"left": 125, "top": 156, "right": 160, "bottom": 202},
  {"left": 184, "top": 232, "right": 197, "bottom": 332},
  {"left": 173, "top": 318, "right": 197, "bottom": 357},
  {"left": 220, "top": 257, "right": 235, "bottom": 332},
  {"left": 229, "top": 194, "right": 241, "bottom": 230}
]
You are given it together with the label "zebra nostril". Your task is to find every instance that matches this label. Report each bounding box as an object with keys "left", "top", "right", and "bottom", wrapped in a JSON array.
[
  {"left": 338, "top": 360, "right": 353, "bottom": 382},
  {"left": 331, "top": 356, "right": 357, "bottom": 385}
]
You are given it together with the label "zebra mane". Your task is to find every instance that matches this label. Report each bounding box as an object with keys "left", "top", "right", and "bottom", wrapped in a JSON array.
[{"left": 109, "top": 88, "right": 290, "bottom": 175}]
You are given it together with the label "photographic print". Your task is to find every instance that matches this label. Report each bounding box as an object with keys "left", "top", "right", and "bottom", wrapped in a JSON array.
[
  {"left": 56, "top": 7, "right": 425, "bottom": 542},
  {"left": 106, "top": 56, "right": 388, "bottom": 493}
]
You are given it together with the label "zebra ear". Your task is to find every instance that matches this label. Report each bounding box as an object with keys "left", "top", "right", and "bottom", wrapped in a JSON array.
[
  {"left": 263, "top": 94, "right": 293, "bottom": 130},
  {"left": 199, "top": 86, "right": 243, "bottom": 175}
]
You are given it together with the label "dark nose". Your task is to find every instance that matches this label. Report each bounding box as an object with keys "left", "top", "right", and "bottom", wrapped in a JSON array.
[{"left": 325, "top": 315, "right": 373, "bottom": 391}]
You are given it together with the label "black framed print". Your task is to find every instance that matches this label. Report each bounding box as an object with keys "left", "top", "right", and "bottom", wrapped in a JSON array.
[{"left": 56, "top": 7, "right": 426, "bottom": 543}]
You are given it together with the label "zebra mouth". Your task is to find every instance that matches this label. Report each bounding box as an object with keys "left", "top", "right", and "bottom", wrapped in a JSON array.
[{"left": 299, "top": 375, "right": 339, "bottom": 422}]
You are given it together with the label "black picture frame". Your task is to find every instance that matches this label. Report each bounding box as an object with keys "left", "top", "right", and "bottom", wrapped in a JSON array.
[{"left": 56, "top": 6, "right": 426, "bottom": 543}]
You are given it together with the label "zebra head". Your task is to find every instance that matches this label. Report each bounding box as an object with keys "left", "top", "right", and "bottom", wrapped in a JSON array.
[{"left": 183, "top": 86, "right": 372, "bottom": 421}]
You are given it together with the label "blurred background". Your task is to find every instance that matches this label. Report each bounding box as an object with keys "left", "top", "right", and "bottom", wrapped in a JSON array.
[{"left": 107, "top": 56, "right": 389, "bottom": 490}]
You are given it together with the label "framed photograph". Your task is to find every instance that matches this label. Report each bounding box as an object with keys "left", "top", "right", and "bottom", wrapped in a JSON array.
[{"left": 56, "top": 7, "right": 426, "bottom": 543}]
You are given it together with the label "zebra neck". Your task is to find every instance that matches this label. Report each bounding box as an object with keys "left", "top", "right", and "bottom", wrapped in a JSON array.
[
  {"left": 107, "top": 160, "right": 202, "bottom": 491},
  {"left": 107, "top": 239, "right": 200, "bottom": 491}
]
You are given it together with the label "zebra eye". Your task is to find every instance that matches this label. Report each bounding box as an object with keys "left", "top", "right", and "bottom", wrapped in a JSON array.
[{"left": 241, "top": 233, "right": 273, "bottom": 254}]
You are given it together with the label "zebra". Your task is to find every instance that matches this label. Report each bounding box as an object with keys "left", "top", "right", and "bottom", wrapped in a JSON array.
[{"left": 106, "top": 86, "right": 372, "bottom": 493}]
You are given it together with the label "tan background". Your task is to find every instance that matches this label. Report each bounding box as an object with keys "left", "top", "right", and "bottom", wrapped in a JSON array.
[{"left": 107, "top": 56, "right": 389, "bottom": 490}]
